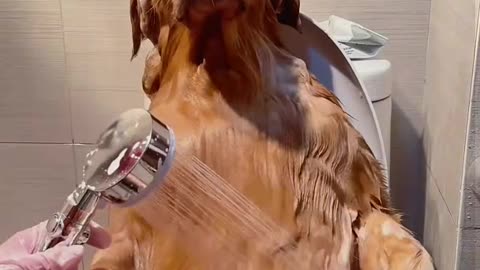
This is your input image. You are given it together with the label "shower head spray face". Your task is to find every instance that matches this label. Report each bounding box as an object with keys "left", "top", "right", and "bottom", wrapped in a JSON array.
[
  {"left": 82, "top": 108, "right": 175, "bottom": 206},
  {"left": 39, "top": 108, "right": 175, "bottom": 251}
]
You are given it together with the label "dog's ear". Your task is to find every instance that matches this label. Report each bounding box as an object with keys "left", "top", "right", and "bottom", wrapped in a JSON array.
[
  {"left": 130, "top": 0, "right": 143, "bottom": 59},
  {"left": 271, "top": 0, "right": 301, "bottom": 31},
  {"left": 130, "top": 0, "right": 160, "bottom": 60}
]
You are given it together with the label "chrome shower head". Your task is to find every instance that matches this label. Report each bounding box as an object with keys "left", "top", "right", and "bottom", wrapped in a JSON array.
[
  {"left": 82, "top": 108, "right": 175, "bottom": 206},
  {"left": 39, "top": 108, "right": 175, "bottom": 251}
]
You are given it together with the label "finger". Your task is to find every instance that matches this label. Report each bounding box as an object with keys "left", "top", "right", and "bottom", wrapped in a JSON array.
[
  {"left": 3, "top": 221, "right": 49, "bottom": 253},
  {"left": 87, "top": 222, "right": 112, "bottom": 249},
  {"left": 26, "top": 244, "right": 84, "bottom": 270}
]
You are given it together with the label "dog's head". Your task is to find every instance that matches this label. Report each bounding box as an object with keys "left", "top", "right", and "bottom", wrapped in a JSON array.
[
  {"left": 130, "top": 0, "right": 300, "bottom": 56},
  {"left": 131, "top": 0, "right": 301, "bottom": 98}
]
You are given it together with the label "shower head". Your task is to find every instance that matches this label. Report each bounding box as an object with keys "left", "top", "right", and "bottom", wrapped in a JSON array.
[
  {"left": 82, "top": 108, "right": 175, "bottom": 206},
  {"left": 39, "top": 108, "right": 175, "bottom": 251}
]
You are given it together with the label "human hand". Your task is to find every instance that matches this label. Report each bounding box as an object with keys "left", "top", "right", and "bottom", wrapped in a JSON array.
[{"left": 0, "top": 221, "right": 111, "bottom": 270}]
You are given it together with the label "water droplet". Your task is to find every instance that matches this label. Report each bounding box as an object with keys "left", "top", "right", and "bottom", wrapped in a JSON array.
[
  {"left": 82, "top": 149, "right": 98, "bottom": 183},
  {"left": 107, "top": 148, "right": 128, "bottom": 175}
]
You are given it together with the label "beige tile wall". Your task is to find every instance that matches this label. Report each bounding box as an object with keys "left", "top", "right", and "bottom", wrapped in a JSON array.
[
  {"left": 0, "top": 0, "right": 433, "bottom": 269},
  {"left": 422, "top": 0, "right": 479, "bottom": 269},
  {"left": 0, "top": 0, "right": 71, "bottom": 143},
  {"left": 0, "top": 1, "right": 147, "bottom": 268}
]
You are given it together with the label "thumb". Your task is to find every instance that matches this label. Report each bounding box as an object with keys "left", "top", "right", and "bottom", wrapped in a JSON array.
[{"left": 25, "top": 245, "right": 84, "bottom": 270}]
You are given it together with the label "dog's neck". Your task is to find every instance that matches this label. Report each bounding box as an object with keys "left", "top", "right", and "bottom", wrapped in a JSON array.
[{"left": 155, "top": 20, "right": 285, "bottom": 105}]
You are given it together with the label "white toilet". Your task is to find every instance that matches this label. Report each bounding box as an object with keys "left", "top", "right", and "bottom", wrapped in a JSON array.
[{"left": 351, "top": 60, "right": 392, "bottom": 173}]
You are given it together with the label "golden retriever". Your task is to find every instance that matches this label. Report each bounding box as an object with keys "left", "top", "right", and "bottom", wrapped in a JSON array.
[{"left": 91, "top": 0, "right": 434, "bottom": 269}]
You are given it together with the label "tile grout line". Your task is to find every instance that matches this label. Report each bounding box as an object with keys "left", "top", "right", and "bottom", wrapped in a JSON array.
[
  {"left": 57, "top": 2, "right": 84, "bottom": 269},
  {"left": 57, "top": 0, "right": 75, "bottom": 146},
  {"left": 427, "top": 165, "right": 456, "bottom": 224},
  {"left": 70, "top": 89, "right": 140, "bottom": 93},
  {"left": 0, "top": 142, "right": 96, "bottom": 145}
]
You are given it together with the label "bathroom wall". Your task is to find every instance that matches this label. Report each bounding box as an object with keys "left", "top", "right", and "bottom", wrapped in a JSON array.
[
  {"left": 0, "top": 0, "right": 432, "bottom": 268},
  {"left": 422, "top": 0, "right": 480, "bottom": 269},
  {"left": 0, "top": 0, "right": 151, "bottom": 267}
]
